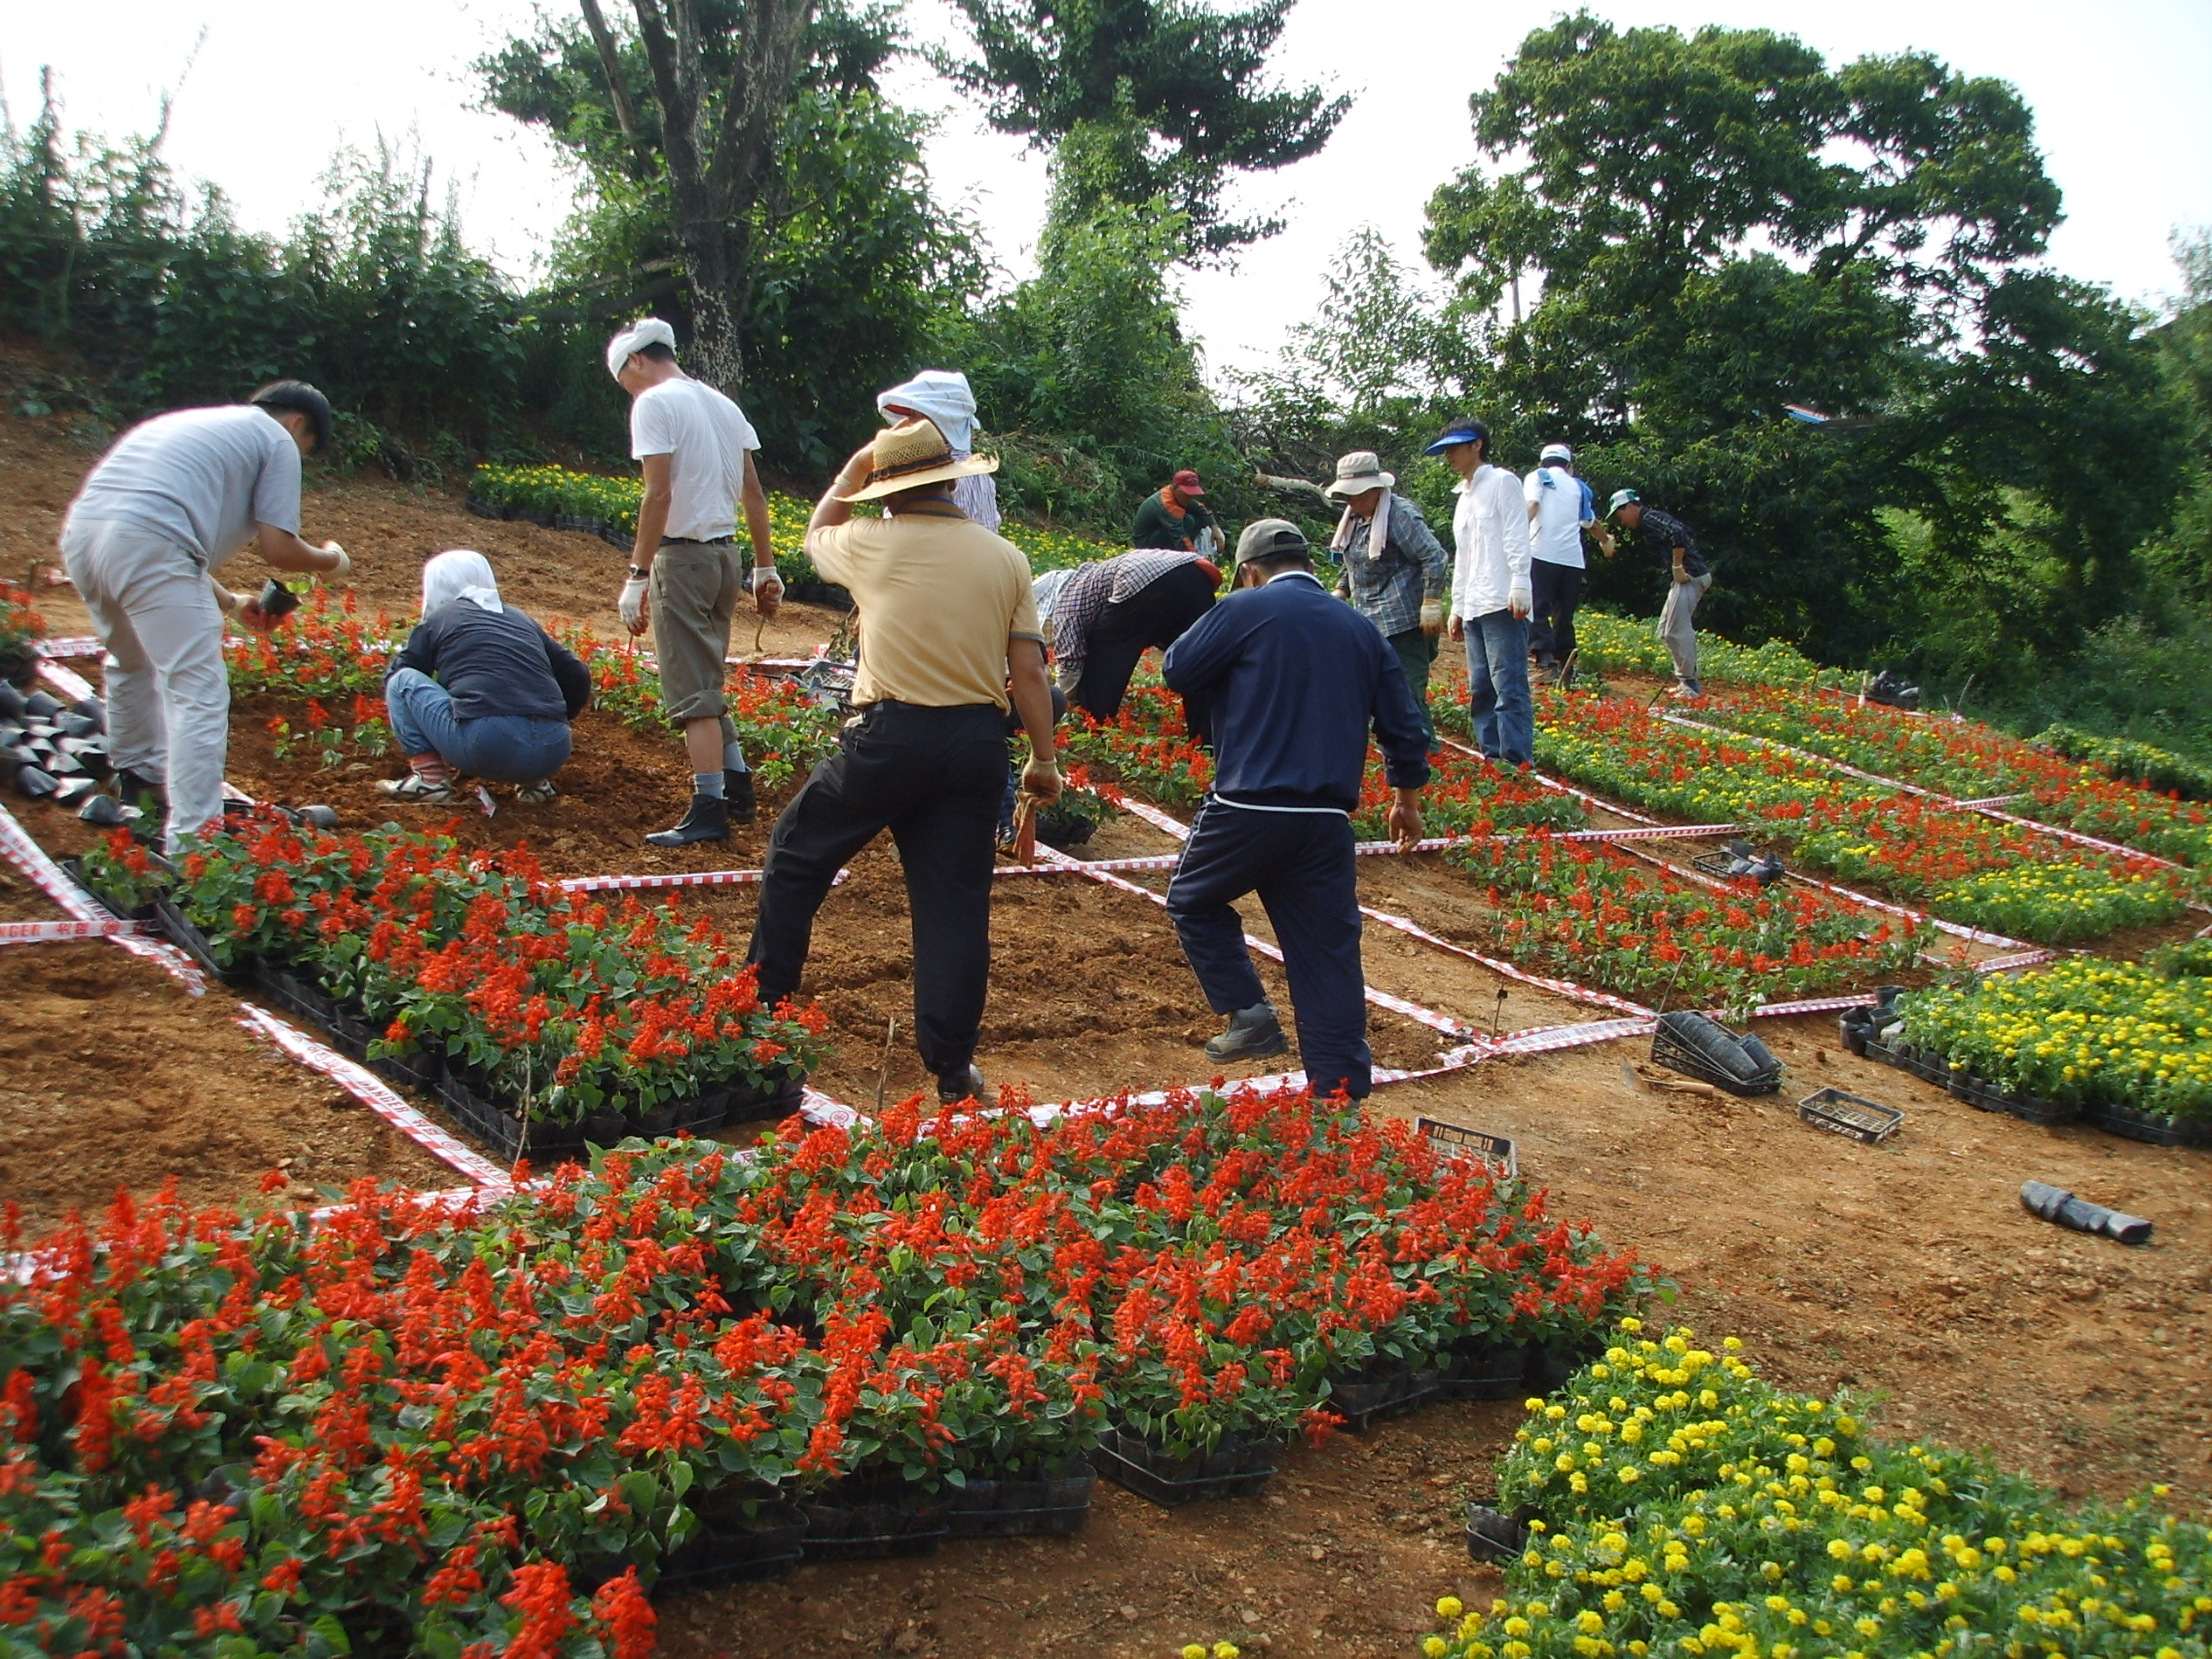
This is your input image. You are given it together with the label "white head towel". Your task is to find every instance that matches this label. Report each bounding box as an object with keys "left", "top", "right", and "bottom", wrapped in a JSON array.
[
  {"left": 606, "top": 316, "right": 679, "bottom": 380},
  {"left": 422, "top": 549, "right": 504, "bottom": 617},
  {"left": 876, "top": 369, "right": 979, "bottom": 456}
]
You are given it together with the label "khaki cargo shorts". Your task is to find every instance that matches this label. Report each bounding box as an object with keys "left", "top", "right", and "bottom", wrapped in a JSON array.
[{"left": 650, "top": 542, "right": 742, "bottom": 721}]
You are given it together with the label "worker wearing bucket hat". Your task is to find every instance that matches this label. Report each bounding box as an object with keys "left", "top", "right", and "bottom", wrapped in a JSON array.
[
  {"left": 749, "top": 418, "right": 1059, "bottom": 1108},
  {"left": 1159, "top": 519, "right": 1429, "bottom": 1100},
  {"left": 1323, "top": 451, "right": 1450, "bottom": 742},
  {"left": 1603, "top": 488, "right": 1712, "bottom": 698},
  {"left": 1425, "top": 418, "right": 1533, "bottom": 765}
]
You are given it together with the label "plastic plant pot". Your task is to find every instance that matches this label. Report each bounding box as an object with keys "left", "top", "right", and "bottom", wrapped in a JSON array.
[
  {"left": 796, "top": 1492, "right": 950, "bottom": 1562},
  {"left": 1089, "top": 1427, "right": 1282, "bottom": 1507}
]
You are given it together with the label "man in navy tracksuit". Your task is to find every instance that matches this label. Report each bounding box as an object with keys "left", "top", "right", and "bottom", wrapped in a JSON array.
[{"left": 1161, "top": 519, "right": 1431, "bottom": 1099}]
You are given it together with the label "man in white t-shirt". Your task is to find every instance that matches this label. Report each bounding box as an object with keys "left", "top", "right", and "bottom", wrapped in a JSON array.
[
  {"left": 58, "top": 382, "right": 350, "bottom": 852},
  {"left": 1523, "top": 441, "right": 1596, "bottom": 687},
  {"left": 606, "top": 318, "right": 783, "bottom": 846}
]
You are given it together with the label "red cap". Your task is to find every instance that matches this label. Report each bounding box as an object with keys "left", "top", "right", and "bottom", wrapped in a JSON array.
[{"left": 1171, "top": 468, "right": 1205, "bottom": 495}]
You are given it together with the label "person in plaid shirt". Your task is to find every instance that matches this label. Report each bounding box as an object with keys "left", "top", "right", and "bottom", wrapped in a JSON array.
[
  {"left": 1322, "top": 451, "right": 1450, "bottom": 743},
  {"left": 1051, "top": 548, "right": 1220, "bottom": 720}
]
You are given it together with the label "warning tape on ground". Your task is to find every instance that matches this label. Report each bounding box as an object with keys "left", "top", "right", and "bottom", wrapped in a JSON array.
[
  {"left": 558, "top": 866, "right": 850, "bottom": 895},
  {"left": 0, "top": 916, "right": 145, "bottom": 944},
  {"left": 1032, "top": 842, "right": 1473, "bottom": 1041},
  {"left": 1659, "top": 708, "right": 2194, "bottom": 877},
  {"left": 1089, "top": 787, "right": 1657, "bottom": 1019},
  {"left": 236, "top": 1003, "right": 513, "bottom": 1187},
  {"left": 34, "top": 636, "right": 104, "bottom": 660},
  {"left": 36, "top": 659, "right": 97, "bottom": 703}
]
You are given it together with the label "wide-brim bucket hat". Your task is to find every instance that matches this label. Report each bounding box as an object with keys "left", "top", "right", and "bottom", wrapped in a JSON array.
[
  {"left": 837, "top": 418, "right": 999, "bottom": 502},
  {"left": 1324, "top": 451, "right": 1396, "bottom": 500}
]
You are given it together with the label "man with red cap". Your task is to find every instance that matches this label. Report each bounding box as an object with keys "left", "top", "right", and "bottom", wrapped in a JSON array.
[{"left": 1132, "top": 468, "right": 1221, "bottom": 555}]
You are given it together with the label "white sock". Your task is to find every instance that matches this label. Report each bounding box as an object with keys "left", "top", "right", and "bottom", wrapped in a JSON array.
[{"left": 722, "top": 741, "right": 749, "bottom": 774}]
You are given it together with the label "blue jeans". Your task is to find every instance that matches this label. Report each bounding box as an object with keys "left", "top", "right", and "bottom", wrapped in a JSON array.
[
  {"left": 385, "top": 668, "right": 571, "bottom": 785},
  {"left": 1462, "top": 609, "right": 1532, "bottom": 765}
]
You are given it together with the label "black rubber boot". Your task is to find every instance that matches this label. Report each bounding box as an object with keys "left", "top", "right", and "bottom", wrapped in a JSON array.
[
  {"left": 938, "top": 1064, "right": 988, "bottom": 1105},
  {"left": 645, "top": 793, "right": 730, "bottom": 848},
  {"left": 724, "top": 768, "right": 757, "bottom": 823}
]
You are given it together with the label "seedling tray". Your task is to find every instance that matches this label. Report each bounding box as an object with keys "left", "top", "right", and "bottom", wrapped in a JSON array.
[
  {"left": 1325, "top": 1366, "right": 1442, "bottom": 1430},
  {"left": 796, "top": 1498, "right": 949, "bottom": 1561},
  {"left": 1432, "top": 1341, "right": 1532, "bottom": 1404},
  {"left": 1465, "top": 1504, "right": 1530, "bottom": 1563},
  {"left": 152, "top": 898, "right": 250, "bottom": 986},
  {"left": 944, "top": 1473, "right": 1095, "bottom": 1538},
  {"left": 1090, "top": 1428, "right": 1281, "bottom": 1507},
  {"left": 2081, "top": 1100, "right": 2212, "bottom": 1149},
  {"left": 653, "top": 1507, "right": 809, "bottom": 1588},
  {"left": 59, "top": 857, "right": 158, "bottom": 923},
  {"left": 1798, "top": 1088, "right": 1902, "bottom": 1145},
  {"left": 1861, "top": 1041, "right": 2082, "bottom": 1126}
]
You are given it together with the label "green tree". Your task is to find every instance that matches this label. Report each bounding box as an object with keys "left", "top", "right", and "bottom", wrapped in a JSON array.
[
  {"left": 480, "top": 0, "right": 978, "bottom": 463},
  {"left": 937, "top": 0, "right": 1347, "bottom": 257},
  {"left": 1421, "top": 12, "right": 2183, "bottom": 665}
]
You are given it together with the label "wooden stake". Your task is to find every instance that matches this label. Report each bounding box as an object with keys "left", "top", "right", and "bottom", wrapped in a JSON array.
[{"left": 873, "top": 1017, "right": 898, "bottom": 1115}]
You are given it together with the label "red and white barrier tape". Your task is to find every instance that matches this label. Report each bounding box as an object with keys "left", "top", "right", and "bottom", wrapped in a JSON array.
[
  {"left": 559, "top": 866, "right": 849, "bottom": 895},
  {"left": 34, "top": 636, "right": 104, "bottom": 660},
  {"left": 0, "top": 915, "right": 145, "bottom": 944},
  {"left": 1091, "top": 787, "right": 1657, "bottom": 1019},
  {"left": 1661, "top": 709, "right": 2194, "bottom": 877},
  {"left": 236, "top": 1004, "right": 513, "bottom": 1187},
  {"left": 36, "top": 659, "right": 97, "bottom": 702},
  {"left": 1032, "top": 843, "right": 1472, "bottom": 1042}
]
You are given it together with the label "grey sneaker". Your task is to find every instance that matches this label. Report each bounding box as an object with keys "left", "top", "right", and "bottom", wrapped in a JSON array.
[
  {"left": 378, "top": 773, "right": 459, "bottom": 803},
  {"left": 1204, "top": 1002, "right": 1289, "bottom": 1062},
  {"left": 515, "top": 779, "right": 559, "bottom": 805}
]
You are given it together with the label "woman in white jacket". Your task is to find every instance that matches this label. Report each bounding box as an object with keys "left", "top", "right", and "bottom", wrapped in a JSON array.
[{"left": 1428, "top": 418, "right": 1534, "bottom": 766}]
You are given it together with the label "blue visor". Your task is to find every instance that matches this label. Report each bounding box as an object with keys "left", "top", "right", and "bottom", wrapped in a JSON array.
[{"left": 1422, "top": 427, "right": 1482, "bottom": 456}]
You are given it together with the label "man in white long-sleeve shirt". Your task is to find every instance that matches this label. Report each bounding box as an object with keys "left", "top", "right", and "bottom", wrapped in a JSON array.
[{"left": 1428, "top": 418, "right": 1534, "bottom": 766}]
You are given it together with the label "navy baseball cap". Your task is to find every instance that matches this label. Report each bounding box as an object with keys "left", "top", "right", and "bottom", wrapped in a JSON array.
[{"left": 1422, "top": 418, "right": 1490, "bottom": 457}]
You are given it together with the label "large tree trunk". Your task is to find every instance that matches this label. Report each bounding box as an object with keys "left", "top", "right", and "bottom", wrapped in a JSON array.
[{"left": 620, "top": 0, "right": 813, "bottom": 397}]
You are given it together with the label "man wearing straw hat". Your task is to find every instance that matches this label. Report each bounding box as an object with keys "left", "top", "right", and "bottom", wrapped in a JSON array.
[
  {"left": 749, "top": 419, "right": 1061, "bottom": 1106},
  {"left": 606, "top": 317, "right": 782, "bottom": 846},
  {"left": 1323, "top": 450, "right": 1450, "bottom": 744}
]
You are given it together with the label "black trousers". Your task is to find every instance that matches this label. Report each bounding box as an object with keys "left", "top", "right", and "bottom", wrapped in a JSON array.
[
  {"left": 748, "top": 701, "right": 1007, "bottom": 1079},
  {"left": 1530, "top": 560, "right": 1585, "bottom": 670},
  {"left": 1070, "top": 561, "right": 1218, "bottom": 720},
  {"left": 1165, "top": 799, "right": 1372, "bottom": 1099}
]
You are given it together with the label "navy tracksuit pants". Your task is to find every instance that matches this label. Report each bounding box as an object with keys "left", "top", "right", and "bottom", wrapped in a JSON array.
[{"left": 1165, "top": 798, "right": 1372, "bottom": 1099}]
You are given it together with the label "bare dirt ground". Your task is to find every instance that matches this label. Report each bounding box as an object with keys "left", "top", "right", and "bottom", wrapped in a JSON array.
[{"left": 4, "top": 410, "right": 2206, "bottom": 1659}]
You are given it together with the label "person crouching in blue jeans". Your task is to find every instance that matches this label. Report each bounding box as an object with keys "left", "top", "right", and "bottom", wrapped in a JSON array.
[
  {"left": 1429, "top": 417, "right": 1534, "bottom": 767},
  {"left": 379, "top": 550, "right": 591, "bottom": 804}
]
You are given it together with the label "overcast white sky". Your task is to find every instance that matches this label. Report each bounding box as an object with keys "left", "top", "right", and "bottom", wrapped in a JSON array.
[{"left": 7, "top": 0, "right": 2209, "bottom": 384}]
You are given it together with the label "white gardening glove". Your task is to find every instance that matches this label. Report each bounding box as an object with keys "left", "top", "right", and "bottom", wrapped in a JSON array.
[
  {"left": 320, "top": 541, "right": 350, "bottom": 579},
  {"left": 619, "top": 573, "right": 650, "bottom": 635},
  {"left": 751, "top": 566, "right": 785, "bottom": 616},
  {"left": 1508, "top": 585, "right": 1532, "bottom": 619},
  {"left": 1419, "top": 598, "right": 1445, "bottom": 636}
]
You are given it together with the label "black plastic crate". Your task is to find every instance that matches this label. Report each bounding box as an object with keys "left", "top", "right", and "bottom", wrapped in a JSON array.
[
  {"left": 1431, "top": 1341, "right": 1532, "bottom": 1404},
  {"left": 1798, "top": 1088, "right": 1903, "bottom": 1145},
  {"left": 1324, "top": 1366, "right": 1442, "bottom": 1430},
  {"left": 1651, "top": 1011, "right": 1782, "bottom": 1096},
  {"left": 797, "top": 1498, "right": 949, "bottom": 1562},
  {"left": 2081, "top": 1100, "right": 2209, "bottom": 1148},
  {"left": 152, "top": 898, "right": 250, "bottom": 986},
  {"left": 943, "top": 1473, "right": 1094, "bottom": 1538}
]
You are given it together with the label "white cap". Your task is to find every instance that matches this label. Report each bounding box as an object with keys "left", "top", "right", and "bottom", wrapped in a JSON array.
[
  {"left": 1540, "top": 442, "right": 1573, "bottom": 463},
  {"left": 606, "top": 317, "right": 678, "bottom": 380}
]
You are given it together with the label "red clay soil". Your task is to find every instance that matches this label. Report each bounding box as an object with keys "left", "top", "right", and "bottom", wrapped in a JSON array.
[
  {"left": 0, "top": 940, "right": 453, "bottom": 1235},
  {"left": 4, "top": 408, "right": 2208, "bottom": 1659}
]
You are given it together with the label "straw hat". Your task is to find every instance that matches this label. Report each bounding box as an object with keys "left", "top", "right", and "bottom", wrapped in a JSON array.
[
  {"left": 837, "top": 418, "right": 998, "bottom": 502},
  {"left": 1323, "top": 451, "right": 1396, "bottom": 500}
]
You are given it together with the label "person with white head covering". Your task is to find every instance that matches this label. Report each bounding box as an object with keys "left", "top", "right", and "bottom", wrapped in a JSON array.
[
  {"left": 606, "top": 317, "right": 781, "bottom": 846},
  {"left": 378, "top": 550, "right": 592, "bottom": 804},
  {"left": 876, "top": 370, "right": 1001, "bottom": 533}
]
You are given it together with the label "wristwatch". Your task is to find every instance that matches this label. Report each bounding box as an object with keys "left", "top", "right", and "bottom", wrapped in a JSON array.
[{"left": 626, "top": 565, "right": 649, "bottom": 579}]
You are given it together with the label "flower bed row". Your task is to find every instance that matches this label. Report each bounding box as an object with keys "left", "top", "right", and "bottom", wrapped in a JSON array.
[
  {"left": 2036, "top": 722, "right": 2212, "bottom": 802},
  {"left": 468, "top": 461, "right": 1121, "bottom": 578},
  {"left": 1567, "top": 611, "right": 1855, "bottom": 692},
  {"left": 1065, "top": 682, "right": 1588, "bottom": 840},
  {"left": 1883, "top": 940, "right": 2212, "bottom": 1130},
  {"left": 1, "top": 1088, "right": 1651, "bottom": 1653},
  {"left": 1691, "top": 686, "right": 2212, "bottom": 870},
  {"left": 1428, "top": 1322, "right": 2212, "bottom": 1659},
  {"left": 80, "top": 814, "right": 827, "bottom": 1154},
  {"left": 1449, "top": 837, "right": 1931, "bottom": 1015},
  {"left": 1532, "top": 691, "right": 2191, "bottom": 944}
]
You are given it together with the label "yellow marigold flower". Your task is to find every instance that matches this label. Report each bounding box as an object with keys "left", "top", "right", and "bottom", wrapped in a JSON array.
[
  {"left": 1424, "top": 1641, "right": 1449, "bottom": 1658},
  {"left": 1438, "top": 1599, "right": 1464, "bottom": 1620},
  {"left": 1183, "top": 1647, "right": 1207, "bottom": 1659},
  {"left": 1213, "top": 1645, "right": 1240, "bottom": 1659}
]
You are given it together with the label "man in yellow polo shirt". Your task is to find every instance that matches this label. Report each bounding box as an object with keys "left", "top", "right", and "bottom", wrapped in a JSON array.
[{"left": 748, "top": 418, "right": 1061, "bottom": 1105}]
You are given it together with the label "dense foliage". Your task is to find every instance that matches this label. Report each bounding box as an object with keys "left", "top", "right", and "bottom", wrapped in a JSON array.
[{"left": 1427, "top": 1323, "right": 2212, "bottom": 1659}]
